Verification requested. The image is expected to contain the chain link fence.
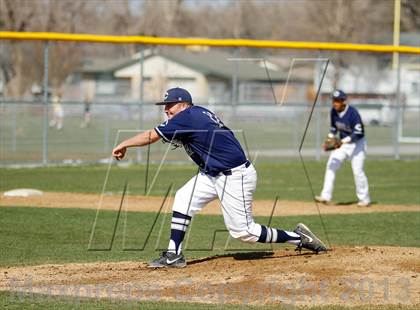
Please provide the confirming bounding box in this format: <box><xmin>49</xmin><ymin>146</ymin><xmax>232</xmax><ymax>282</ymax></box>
<box><xmin>0</xmin><ymin>99</ymin><xmax>418</xmax><ymax>166</ymax></box>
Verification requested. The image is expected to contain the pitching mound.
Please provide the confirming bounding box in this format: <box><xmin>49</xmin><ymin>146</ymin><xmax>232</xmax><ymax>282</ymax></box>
<box><xmin>1</xmin><ymin>246</ymin><xmax>419</xmax><ymax>307</ymax></box>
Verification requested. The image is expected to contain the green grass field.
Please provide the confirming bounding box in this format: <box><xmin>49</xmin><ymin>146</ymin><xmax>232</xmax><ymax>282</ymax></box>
<box><xmin>1</xmin><ymin>160</ymin><xmax>419</xmax><ymax>204</ymax></box>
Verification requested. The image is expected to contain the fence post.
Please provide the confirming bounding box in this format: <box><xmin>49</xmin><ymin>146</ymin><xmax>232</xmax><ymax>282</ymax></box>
<box><xmin>11</xmin><ymin>103</ymin><xmax>16</xmax><ymax>152</ymax></box>
<box><xmin>137</xmin><ymin>46</ymin><xmax>145</xmax><ymax>163</ymax></box>
<box><xmin>314</xmin><ymin>56</ymin><xmax>323</xmax><ymax>161</ymax></box>
<box><xmin>231</xmin><ymin>48</ymin><xmax>239</xmax><ymax>106</ymax></box>
<box><xmin>42</xmin><ymin>41</ymin><xmax>49</xmax><ymax>165</ymax></box>
<box><xmin>104</xmin><ymin>114</ymin><xmax>110</xmax><ymax>154</ymax></box>
<box><xmin>393</xmin><ymin>66</ymin><xmax>401</xmax><ymax>160</ymax></box>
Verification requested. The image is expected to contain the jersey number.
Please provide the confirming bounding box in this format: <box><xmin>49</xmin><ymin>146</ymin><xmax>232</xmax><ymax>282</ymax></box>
<box><xmin>203</xmin><ymin>111</ymin><xmax>224</xmax><ymax>128</ymax></box>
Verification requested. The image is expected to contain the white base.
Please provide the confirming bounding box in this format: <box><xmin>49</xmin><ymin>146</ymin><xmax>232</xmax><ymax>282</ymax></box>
<box><xmin>3</xmin><ymin>189</ymin><xmax>44</xmax><ymax>197</ymax></box>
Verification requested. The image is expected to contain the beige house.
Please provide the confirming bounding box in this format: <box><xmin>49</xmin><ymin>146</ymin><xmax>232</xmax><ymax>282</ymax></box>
<box><xmin>114</xmin><ymin>48</ymin><xmax>209</xmax><ymax>102</ymax></box>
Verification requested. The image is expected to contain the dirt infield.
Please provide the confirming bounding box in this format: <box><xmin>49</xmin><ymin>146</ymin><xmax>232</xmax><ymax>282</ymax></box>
<box><xmin>1</xmin><ymin>191</ymin><xmax>419</xmax><ymax>216</ymax></box>
<box><xmin>1</xmin><ymin>246</ymin><xmax>419</xmax><ymax>307</ymax></box>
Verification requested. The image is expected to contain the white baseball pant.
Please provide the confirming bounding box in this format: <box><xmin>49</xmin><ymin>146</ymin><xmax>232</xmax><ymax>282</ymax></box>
<box><xmin>172</xmin><ymin>162</ymin><xmax>263</xmax><ymax>243</ymax></box>
<box><xmin>320</xmin><ymin>137</ymin><xmax>370</xmax><ymax>203</ymax></box>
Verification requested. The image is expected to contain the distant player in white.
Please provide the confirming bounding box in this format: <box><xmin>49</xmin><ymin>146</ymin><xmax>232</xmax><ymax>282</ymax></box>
<box><xmin>316</xmin><ymin>90</ymin><xmax>371</xmax><ymax>207</ymax></box>
<box><xmin>113</xmin><ymin>87</ymin><xmax>327</xmax><ymax>268</ymax></box>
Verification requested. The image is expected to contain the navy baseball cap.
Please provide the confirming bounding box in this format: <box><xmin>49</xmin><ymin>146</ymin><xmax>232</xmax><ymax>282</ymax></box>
<box><xmin>332</xmin><ymin>89</ymin><xmax>347</xmax><ymax>101</ymax></box>
<box><xmin>155</xmin><ymin>87</ymin><xmax>193</xmax><ymax>105</ymax></box>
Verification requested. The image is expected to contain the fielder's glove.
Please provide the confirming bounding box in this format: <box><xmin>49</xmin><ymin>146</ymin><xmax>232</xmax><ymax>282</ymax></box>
<box><xmin>322</xmin><ymin>137</ymin><xmax>342</xmax><ymax>151</ymax></box>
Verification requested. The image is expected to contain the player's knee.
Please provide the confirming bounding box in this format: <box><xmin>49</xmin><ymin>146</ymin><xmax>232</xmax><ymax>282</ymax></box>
<box><xmin>353</xmin><ymin>170</ymin><xmax>363</xmax><ymax>179</ymax></box>
<box><xmin>172</xmin><ymin>189</ymin><xmax>192</xmax><ymax>215</ymax></box>
<box><xmin>354</xmin><ymin>171</ymin><xmax>367</xmax><ymax>183</ymax></box>
<box><xmin>328</xmin><ymin>158</ymin><xmax>342</xmax><ymax>171</ymax></box>
<box><xmin>174</xmin><ymin>189</ymin><xmax>185</xmax><ymax>203</ymax></box>
<box><xmin>175</xmin><ymin>184</ymin><xmax>197</xmax><ymax>204</ymax></box>
<box><xmin>352</xmin><ymin>165</ymin><xmax>364</xmax><ymax>175</ymax></box>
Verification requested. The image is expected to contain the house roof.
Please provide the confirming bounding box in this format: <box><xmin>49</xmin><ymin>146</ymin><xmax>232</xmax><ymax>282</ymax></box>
<box><xmin>78</xmin><ymin>47</ymin><xmax>310</xmax><ymax>83</ymax></box>
<box><xmin>157</xmin><ymin>47</ymin><xmax>300</xmax><ymax>82</ymax></box>
<box><xmin>78</xmin><ymin>58</ymin><xmax>132</xmax><ymax>74</ymax></box>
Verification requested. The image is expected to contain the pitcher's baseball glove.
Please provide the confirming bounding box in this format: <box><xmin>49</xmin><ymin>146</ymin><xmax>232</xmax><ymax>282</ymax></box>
<box><xmin>323</xmin><ymin>137</ymin><xmax>342</xmax><ymax>151</ymax></box>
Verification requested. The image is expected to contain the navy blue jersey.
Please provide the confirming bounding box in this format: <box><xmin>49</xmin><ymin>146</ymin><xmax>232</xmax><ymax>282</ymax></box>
<box><xmin>154</xmin><ymin>106</ymin><xmax>247</xmax><ymax>176</ymax></box>
<box><xmin>330</xmin><ymin>105</ymin><xmax>365</xmax><ymax>142</ymax></box>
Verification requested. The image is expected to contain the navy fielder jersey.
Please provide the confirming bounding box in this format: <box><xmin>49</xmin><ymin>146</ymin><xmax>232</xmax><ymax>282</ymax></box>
<box><xmin>330</xmin><ymin>105</ymin><xmax>365</xmax><ymax>142</ymax></box>
<box><xmin>154</xmin><ymin>106</ymin><xmax>247</xmax><ymax>176</ymax></box>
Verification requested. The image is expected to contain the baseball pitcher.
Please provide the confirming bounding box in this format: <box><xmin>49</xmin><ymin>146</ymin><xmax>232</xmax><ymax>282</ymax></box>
<box><xmin>315</xmin><ymin>90</ymin><xmax>371</xmax><ymax>207</ymax></box>
<box><xmin>113</xmin><ymin>87</ymin><xmax>327</xmax><ymax>268</ymax></box>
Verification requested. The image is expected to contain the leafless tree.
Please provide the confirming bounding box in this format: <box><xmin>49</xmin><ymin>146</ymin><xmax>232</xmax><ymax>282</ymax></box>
<box><xmin>401</xmin><ymin>0</ymin><xmax>420</xmax><ymax>31</ymax></box>
<box><xmin>2</xmin><ymin>0</ymin><xmax>136</xmax><ymax>96</ymax></box>
<box><xmin>0</xmin><ymin>0</ymin><xmax>89</xmax><ymax>97</ymax></box>
<box><xmin>0</xmin><ymin>0</ymin><xmax>36</xmax><ymax>97</ymax></box>
<box><xmin>300</xmin><ymin>0</ymin><xmax>394</xmax><ymax>87</ymax></box>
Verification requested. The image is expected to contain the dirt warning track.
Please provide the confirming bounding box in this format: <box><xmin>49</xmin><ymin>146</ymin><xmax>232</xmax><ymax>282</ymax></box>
<box><xmin>1</xmin><ymin>191</ymin><xmax>418</xmax><ymax>216</ymax></box>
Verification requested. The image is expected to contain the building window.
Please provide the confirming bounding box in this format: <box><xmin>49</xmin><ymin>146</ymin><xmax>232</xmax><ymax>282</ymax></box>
<box><xmin>96</xmin><ymin>80</ymin><xmax>116</xmax><ymax>95</ymax></box>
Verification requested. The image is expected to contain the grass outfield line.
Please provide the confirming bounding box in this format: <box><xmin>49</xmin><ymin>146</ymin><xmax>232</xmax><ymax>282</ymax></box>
<box><xmin>0</xmin><ymin>206</ymin><xmax>418</xmax><ymax>267</ymax></box>
<box><xmin>2</xmin><ymin>292</ymin><xmax>420</xmax><ymax>310</ymax></box>
<box><xmin>1</xmin><ymin>160</ymin><xmax>419</xmax><ymax>204</ymax></box>
<box><xmin>1</xmin><ymin>292</ymin><xmax>419</xmax><ymax>310</ymax></box>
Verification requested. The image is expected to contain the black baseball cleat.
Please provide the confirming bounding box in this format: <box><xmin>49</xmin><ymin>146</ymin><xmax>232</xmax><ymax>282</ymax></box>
<box><xmin>294</xmin><ymin>223</ymin><xmax>327</xmax><ymax>254</ymax></box>
<box><xmin>147</xmin><ymin>251</ymin><xmax>187</xmax><ymax>268</ymax></box>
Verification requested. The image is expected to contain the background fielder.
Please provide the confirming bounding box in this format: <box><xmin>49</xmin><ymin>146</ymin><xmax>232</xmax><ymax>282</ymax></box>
<box><xmin>315</xmin><ymin>89</ymin><xmax>371</xmax><ymax>207</ymax></box>
<box><xmin>113</xmin><ymin>87</ymin><xmax>327</xmax><ymax>268</ymax></box>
